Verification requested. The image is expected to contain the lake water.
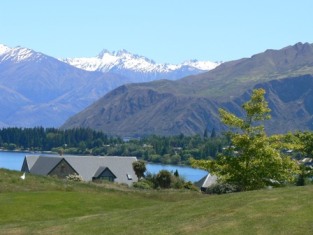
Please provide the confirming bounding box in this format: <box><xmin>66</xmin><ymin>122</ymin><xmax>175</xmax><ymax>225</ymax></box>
<box><xmin>145</xmin><ymin>163</ymin><xmax>207</xmax><ymax>182</ymax></box>
<box><xmin>0</xmin><ymin>151</ymin><xmax>208</xmax><ymax>182</ymax></box>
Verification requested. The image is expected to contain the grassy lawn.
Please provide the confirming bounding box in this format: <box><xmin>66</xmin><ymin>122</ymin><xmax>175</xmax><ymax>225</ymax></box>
<box><xmin>1</xmin><ymin>169</ymin><xmax>313</xmax><ymax>235</ymax></box>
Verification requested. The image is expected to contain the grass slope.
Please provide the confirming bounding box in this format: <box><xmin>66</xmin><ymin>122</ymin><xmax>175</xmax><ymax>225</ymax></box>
<box><xmin>1</xmin><ymin>169</ymin><xmax>313</xmax><ymax>235</ymax></box>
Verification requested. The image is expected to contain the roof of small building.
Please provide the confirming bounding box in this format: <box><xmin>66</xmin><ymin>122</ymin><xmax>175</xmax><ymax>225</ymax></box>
<box><xmin>31</xmin><ymin>156</ymin><xmax>63</xmax><ymax>175</ymax></box>
<box><xmin>195</xmin><ymin>173</ymin><xmax>217</xmax><ymax>189</ymax></box>
<box><xmin>21</xmin><ymin>155</ymin><xmax>40</xmax><ymax>172</ymax></box>
<box><xmin>22</xmin><ymin>155</ymin><xmax>138</xmax><ymax>185</ymax></box>
<box><xmin>93</xmin><ymin>166</ymin><xmax>116</xmax><ymax>178</ymax></box>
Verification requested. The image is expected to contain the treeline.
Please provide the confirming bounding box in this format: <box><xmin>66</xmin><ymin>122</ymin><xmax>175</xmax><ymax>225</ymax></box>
<box><xmin>0</xmin><ymin>127</ymin><xmax>228</xmax><ymax>165</ymax></box>
<box><xmin>0</xmin><ymin>127</ymin><xmax>122</xmax><ymax>151</ymax></box>
<box><xmin>132</xmin><ymin>134</ymin><xmax>227</xmax><ymax>164</ymax></box>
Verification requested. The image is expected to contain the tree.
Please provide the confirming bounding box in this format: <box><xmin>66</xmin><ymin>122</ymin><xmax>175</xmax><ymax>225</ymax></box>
<box><xmin>210</xmin><ymin>128</ymin><xmax>216</xmax><ymax>138</ymax></box>
<box><xmin>203</xmin><ymin>127</ymin><xmax>208</xmax><ymax>138</ymax></box>
<box><xmin>192</xmin><ymin>88</ymin><xmax>299</xmax><ymax>191</ymax></box>
<box><xmin>132</xmin><ymin>160</ymin><xmax>146</xmax><ymax>180</ymax></box>
<box><xmin>294</xmin><ymin>131</ymin><xmax>313</xmax><ymax>158</ymax></box>
<box><xmin>290</xmin><ymin>131</ymin><xmax>313</xmax><ymax>185</ymax></box>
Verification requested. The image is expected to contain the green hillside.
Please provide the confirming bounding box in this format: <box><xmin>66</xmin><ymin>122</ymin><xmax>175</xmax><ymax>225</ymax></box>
<box><xmin>1</xmin><ymin>169</ymin><xmax>312</xmax><ymax>235</ymax></box>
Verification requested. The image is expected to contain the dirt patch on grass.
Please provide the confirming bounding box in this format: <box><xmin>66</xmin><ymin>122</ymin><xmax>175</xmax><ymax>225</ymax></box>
<box><xmin>0</xmin><ymin>228</ymin><xmax>25</xmax><ymax>235</ymax></box>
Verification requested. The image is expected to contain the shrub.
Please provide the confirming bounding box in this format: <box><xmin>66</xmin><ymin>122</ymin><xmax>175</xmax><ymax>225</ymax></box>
<box><xmin>66</xmin><ymin>173</ymin><xmax>83</xmax><ymax>182</ymax></box>
<box><xmin>171</xmin><ymin>176</ymin><xmax>185</xmax><ymax>189</ymax></box>
<box><xmin>183</xmin><ymin>181</ymin><xmax>199</xmax><ymax>191</ymax></box>
<box><xmin>155</xmin><ymin>170</ymin><xmax>172</xmax><ymax>188</ymax></box>
<box><xmin>144</xmin><ymin>172</ymin><xmax>158</xmax><ymax>189</ymax></box>
<box><xmin>296</xmin><ymin>174</ymin><xmax>305</xmax><ymax>186</ymax></box>
<box><xmin>133</xmin><ymin>181</ymin><xmax>153</xmax><ymax>190</ymax></box>
<box><xmin>143</xmin><ymin>171</ymin><xmax>199</xmax><ymax>191</ymax></box>
<box><xmin>205</xmin><ymin>183</ymin><xmax>239</xmax><ymax>194</ymax></box>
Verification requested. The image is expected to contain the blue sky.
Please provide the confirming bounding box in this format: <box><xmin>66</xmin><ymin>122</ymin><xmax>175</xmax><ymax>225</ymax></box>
<box><xmin>1</xmin><ymin>0</ymin><xmax>313</xmax><ymax>63</ymax></box>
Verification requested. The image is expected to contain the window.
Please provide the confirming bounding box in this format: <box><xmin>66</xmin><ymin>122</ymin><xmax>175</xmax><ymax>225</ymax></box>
<box><xmin>100</xmin><ymin>176</ymin><xmax>114</xmax><ymax>182</ymax></box>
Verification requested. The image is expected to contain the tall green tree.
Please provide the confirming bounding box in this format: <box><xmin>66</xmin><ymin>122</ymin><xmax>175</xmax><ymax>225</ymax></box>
<box><xmin>192</xmin><ymin>88</ymin><xmax>299</xmax><ymax>191</ymax></box>
<box><xmin>294</xmin><ymin>131</ymin><xmax>313</xmax><ymax>158</ymax></box>
<box><xmin>291</xmin><ymin>131</ymin><xmax>313</xmax><ymax>185</ymax></box>
<box><xmin>210</xmin><ymin>128</ymin><xmax>216</xmax><ymax>138</ymax></box>
<box><xmin>132</xmin><ymin>160</ymin><xmax>147</xmax><ymax>180</ymax></box>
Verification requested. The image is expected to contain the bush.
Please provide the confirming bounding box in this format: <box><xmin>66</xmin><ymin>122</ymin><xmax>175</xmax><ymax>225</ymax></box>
<box><xmin>296</xmin><ymin>174</ymin><xmax>305</xmax><ymax>186</ymax></box>
<box><xmin>205</xmin><ymin>183</ymin><xmax>239</xmax><ymax>194</ymax></box>
<box><xmin>133</xmin><ymin>181</ymin><xmax>153</xmax><ymax>190</ymax></box>
<box><xmin>144</xmin><ymin>172</ymin><xmax>158</xmax><ymax>189</ymax></box>
<box><xmin>143</xmin><ymin>171</ymin><xmax>199</xmax><ymax>191</ymax></box>
<box><xmin>66</xmin><ymin>173</ymin><xmax>83</xmax><ymax>182</ymax></box>
<box><xmin>155</xmin><ymin>170</ymin><xmax>172</xmax><ymax>188</ymax></box>
<box><xmin>183</xmin><ymin>181</ymin><xmax>199</xmax><ymax>191</ymax></box>
<box><xmin>171</xmin><ymin>176</ymin><xmax>185</xmax><ymax>189</ymax></box>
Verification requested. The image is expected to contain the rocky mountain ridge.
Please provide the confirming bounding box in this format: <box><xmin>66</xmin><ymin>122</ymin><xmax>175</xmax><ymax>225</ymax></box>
<box><xmin>61</xmin><ymin>49</ymin><xmax>220</xmax><ymax>82</ymax></box>
<box><xmin>0</xmin><ymin>44</ymin><xmax>128</xmax><ymax>127</ymax></box>
<box><xmin>0</xmin><ymin>44</ymin><xmax>216</xmax><ymax>127</ymax></box>
<box><xmin>61</xmin><ymin>42</ymin><xmax>313</xmax><ymax>136</ymax></box>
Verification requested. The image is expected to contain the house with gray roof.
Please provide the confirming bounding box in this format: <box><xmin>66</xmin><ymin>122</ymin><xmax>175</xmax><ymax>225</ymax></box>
<box><xmin>195</xmin><ymin>173</ymin><xmax>217</xmax><ymax>192</ymax></box>
<box><xmin>21</xmin><ymin>155</ymin><xmax>138</xmax><ymax>185</ymax></box>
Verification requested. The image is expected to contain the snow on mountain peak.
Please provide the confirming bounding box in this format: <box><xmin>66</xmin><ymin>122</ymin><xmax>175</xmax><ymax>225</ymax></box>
<box><xmin>0</xmin><ymin>45</ymin><xmax>44</xmax><ymax>63</ymax></box>
<box><xmin>0</xmin><ymin>44</ymin><xmax>11</xmax><ymax>55</ymax></box>
<box><xmin>98</xmin><ymin>49</ymin><xmax>130</xmax><ymax>58</ymax></box>
<box><xmin>98</xmin><ymin>49</ymin><xmax>154</xmax><ymax>63</ymax></box>
<box><xmin>182</xmin><ymin>59</ymin><xmax>220</xmax><ymax>71</ymax></box>
<box><xmin>11</xmin><ymin>47</ymin><xmax>37</xmax><ymax>62</ymax></box>
<box><xmin>98</xmin><ymin>49</ymin><xmax>110</xmax><ymax>58</ymax></box>
<box><xmin>62</xmin><ymin>49</ymin><xmax>220</xmax><ymax>74</ymax></box>
<box><xmin>115</xmin><ymin>49</ymin><xmax>130</xmax><ymax>57</ymax></box>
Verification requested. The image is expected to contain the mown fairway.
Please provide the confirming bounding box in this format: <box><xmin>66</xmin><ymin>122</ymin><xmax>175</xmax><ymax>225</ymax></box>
<box><xmin>0</xmin><ymin>169</ymin><xmax>313</xmax><ymax>235</ymax></box>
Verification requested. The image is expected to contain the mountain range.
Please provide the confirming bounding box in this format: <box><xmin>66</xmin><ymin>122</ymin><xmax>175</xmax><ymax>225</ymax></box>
<box><xmin>61</xmin><ymin>49</ymin><xmax>220</xmax><ymax>82</ymax></box>
<box><xmin>0</xmin><ymin>44</ymin><xmax>217</xmax><ymax>127</ymax></box>
<box><xmin>61</xmin><ymin>42</ymin><xmax>313</xmax><ymax>136</ymax></box>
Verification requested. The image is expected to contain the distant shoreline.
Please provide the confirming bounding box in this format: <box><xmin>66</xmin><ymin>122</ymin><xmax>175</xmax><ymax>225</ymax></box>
<box><xmin>0</xmin><ymin>149</ymin><xmax>56</xmax><ymax>155</ymax></box>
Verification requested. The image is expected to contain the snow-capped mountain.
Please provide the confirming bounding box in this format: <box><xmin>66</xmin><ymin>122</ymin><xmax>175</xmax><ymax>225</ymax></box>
<box><xmin>0</xmin><ymin>44</ymin><xmax>11</xmax><ymax>55</ymax></box>
<box><xmin>61</xmin><ymin>50</ymin><xmax>220</xmax><ymax>82</ymax></box>
<box><xmin>0</xmin><ymin>44</ymin><xmax>44</xmax><ymax>63</ymax></box>
<box><xmin>0</xmin><ymin>43</ymin><xmax>220</xmax><ymax>128</ymax></box>
<box><xmin>0</xmin><ymin>44</ymin><xmax>128</xmax><ymax>127</ymax></box>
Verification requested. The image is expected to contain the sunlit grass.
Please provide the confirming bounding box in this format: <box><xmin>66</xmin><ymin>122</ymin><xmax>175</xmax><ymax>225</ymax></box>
<box><xmin>1</xmin><ymin>169</ymin><xmax>313</xmax><ymax>235</ymax></box>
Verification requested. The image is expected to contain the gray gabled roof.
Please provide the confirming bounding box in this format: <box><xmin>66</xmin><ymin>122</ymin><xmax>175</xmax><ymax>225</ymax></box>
<box><xmin>22</xmin><ymin>155</ymin><xmax>138</xmax><ymax>185</ymax></box>
<box><xmin>195</xmin><ymin>173</ymin><xmax>217</xmax><ymax>189</ymax></box>
<box><xmin>93</xmin><ymin>166</ymin><xmax>116</xmax><ymax>178</ymax></box>
<box><xmin>64</xmin><ymin>156</ymin><xmax>138</xmax><ymax>184</ymax></box>
<box><xmin>21</xmin><ymin>155</ymin><xmax>40</xmax><ymax>172</ymax></box>
<box><xmin>30</xmin><ymin>156</ymin><xmax>62</xmax><ymax>175</ymax></box>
